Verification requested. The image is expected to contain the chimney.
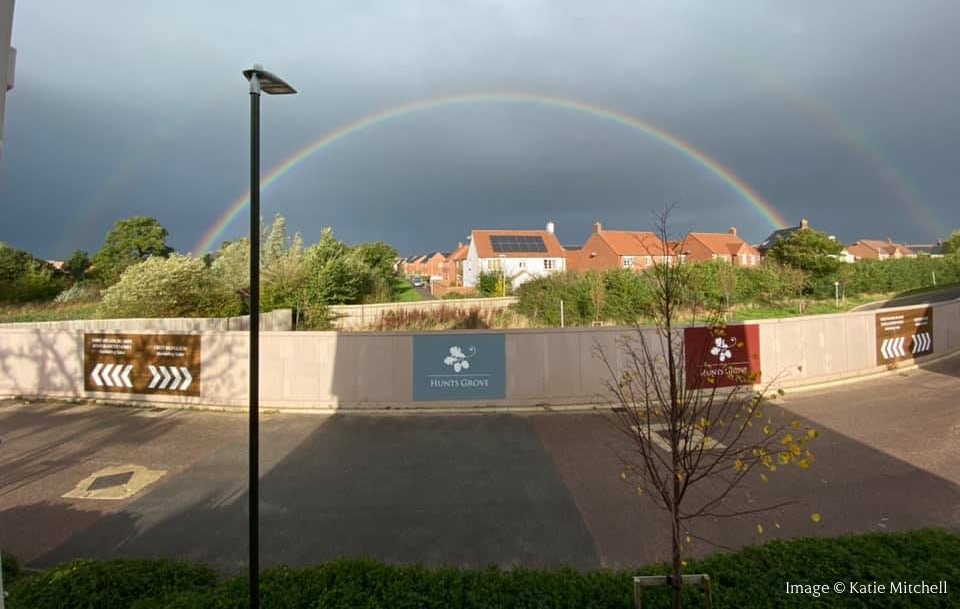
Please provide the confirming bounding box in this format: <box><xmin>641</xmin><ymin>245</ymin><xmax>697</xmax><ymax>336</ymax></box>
<box><xmin>593</xmin><ymin>220</ymin><xmax>603</xmax><ymax>234</ymax></box>
<box><xmin>800</xmin><ymin>218</ymin><xmax>809</xmax><ymax>230</ymax></box>
<box><xmin>887</xmin><ymin>236</ymin><xmax>893</xmax><ymax>244</ymax></box>
<box><xmin>546</xmin><ymin>220</ymin><xmax>555</xmax><ymax>234</ymax></box>
<box><xmin>458</xmin><ymin>242</ymin><xmax>463</xmax><ymax>248</ymax></box>
<box><xmin>728</xmin><ymin>227</ymin><xmax>737</xmax><ymax>237</ymax></box>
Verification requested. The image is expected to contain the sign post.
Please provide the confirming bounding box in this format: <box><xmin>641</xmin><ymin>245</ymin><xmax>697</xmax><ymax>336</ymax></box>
<box><xmin>683</xmin><ymin>324</ymin><xmax>761</xmax><ymax>389</ymax></box>
<box><xmin>875</xmin><ymin>307</ymin><xmax>934</xmax><ymax>365</ymax></box>
<box><xmin>413</xmin><ymin>334</ymin><xmax>506</xmax><ymax>401</ymax></box>
<box><xmin>83</xmin><ymin>333</ymin><xmax>201</xmax><ymax>396</ymax></box>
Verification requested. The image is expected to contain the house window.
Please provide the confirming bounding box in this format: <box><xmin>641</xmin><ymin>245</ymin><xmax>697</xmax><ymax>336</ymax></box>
<box><xmin>518</xmin><ymin>260</ymin><xmax>526</xmax><ymax>268</ymax></box>
<box><xmin>488</xmin><ymin>259</ymin><xmax>502</xmax><ymax>271</ymax></box>
<box><xmin>644</xmin><ymin>256</ymin><xmax>653</xmax><ymax>266</ymax></box>
<box><xmin>544</xmin><ymin>259</ymin><xmax>555</xmax><ymax>270</ymax></box>
<box><xmin>622</xmin><ymin>256</ymin><xmax>634</xmax><ymax>267</ymax></box>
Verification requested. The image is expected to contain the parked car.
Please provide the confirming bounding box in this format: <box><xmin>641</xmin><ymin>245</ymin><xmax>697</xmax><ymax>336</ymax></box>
<box><xmin>411</xmin><ymin>276</ymin><xmax>424</xmax><ymax>287</ymax></box>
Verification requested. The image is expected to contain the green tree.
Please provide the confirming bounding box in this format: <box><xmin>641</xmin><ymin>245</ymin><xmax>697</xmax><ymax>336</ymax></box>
<box><xmin>353</xmin><ymin>241</ymin><xmax>401</xmax><ymax>301</ymax></box>
<box><xmin>98</xmin><ymin>254</ymin><xmax>240</xmax><ymax>318</ymax></box>
<box><xmin>766</xmin><ymin>229</ymin><xmax>843</xmax><ymax>280</ymax></box>
<box><xmin>942</xmin><ymin>230</ymin><xmax>960</xmax><ymax>255</ymax></box>
<box><xmin>62</xmin><ymin>249</ymin><xmax>90</xmax><ymax>283</ymax></box>
<box><xmin>92</xmin><ymin>216</ymin><xmax>173</xmax><ymax>285</ymax></box>
<box><xmin>0</xmin><ymin>243</ymin><xmax>63</xmax><ymax>302</ymax></box>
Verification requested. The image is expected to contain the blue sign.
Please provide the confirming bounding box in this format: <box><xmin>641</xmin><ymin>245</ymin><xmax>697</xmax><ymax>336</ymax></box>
<box><xmin>413</xmin><ymin>333</ymin><xmax>506</xmax><ymax>401</ymax></box>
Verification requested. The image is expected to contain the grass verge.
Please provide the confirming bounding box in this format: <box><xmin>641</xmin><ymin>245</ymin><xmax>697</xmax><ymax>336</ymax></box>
<box><xmin>394</xmin><ymin>277</ymin><xmax>424</xmax><ymax>302</ymax></box>
<box><xmin>7</xmin><ymin>529</ymin><xmax>959</xmax><ymax>608</ymax></box>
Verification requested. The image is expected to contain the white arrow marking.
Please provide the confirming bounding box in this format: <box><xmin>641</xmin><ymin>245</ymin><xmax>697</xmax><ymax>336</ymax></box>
<box><xmin>121</xmin><ymin>364</ymin><xmax>134</xmax><ymax>388</ymax></box>
<box><xmin>179</xmin><ymin>367</ymin><xmax>192</xmax><ymax>390</ymax></box>
<box><xmin>896</xmin><ymin>336</ymin><xmax>906</xmax><ymax>357</ymax></box>
<box><xmin>148</xmin><ymin>365</ymin><xmax>161</xmax><ymax>389</ymax></box>
<box><xmin>169</xmin><ymin>366</ymin><xmax>182</xmax><ymax>391</ymax></box>
<box><xmin>91</xmin><ymin>363</ymin><xmax>105</xmax><ymax>387</ymax></box>
<box><xmin>111</xmin><ymin>364</ymin><xmax>124</xmax><ymax>387</ymax></box>
<box><xmin>102</xmin><ymin>363</ymin><xmax>115</xmax><ymax>387</ymax></box>
<box><xmin>159</xmin><ymin>366</ymin><xmax>172</xmax><ymax>390</ymax></box>
<box><xmin>881</xmin><ymin>338</ymin><xmax>892</xmax><ymax>360</ymax></box>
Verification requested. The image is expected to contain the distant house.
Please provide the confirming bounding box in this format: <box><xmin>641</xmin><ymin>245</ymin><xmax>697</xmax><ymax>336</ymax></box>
<box><xmin>569</xmin><ymin>221</ymin><xmax>672</xmax><ymax>272</ymax></box>
<box><xmin>847</xmin><ymin>239</ymin><xmax>916</xmax><ymax>261</ymax></box>
<box><xmin>756</xmin><ymin>218</ymin><xmax>810</xmax><ymax>256</ymax></box>
<box><xmin>463</xmin><ymin>222</ymin><xmax>567</xmax><ymax>289</ymax></box>
<box><xmin>420</xmin><ymin>251</ymin><xmax>449</xmax><ymax>281</ymax></box>
<box><xmin>401</xmin><ymin>254</ymin><xmax>427</xmax><ymax>277</ymax></box>
<box><xmin>905</xmin><ymin>241</ymin><xmax>945</xmax><ymax>257</ymax></box>
<box><xmin>445</xmin><ymin>242</ymin><xmax>469</xmax><ymax>286</ymax></box>
<box><xmin>678</xmin><ymin>227</ymin><xmax>760</xmax><ymax>266</ymax></box>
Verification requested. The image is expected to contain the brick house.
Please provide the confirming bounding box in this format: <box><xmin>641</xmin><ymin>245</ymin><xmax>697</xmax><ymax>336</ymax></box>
<box><xmin>462</xmin><ymin>222</ymin><xmax>567</xmax><ymax>289</ymax></box>
<box><xmin>847</xmin><ymin>239</ymin><xmax>917</xmax><ymax>261</ymax></box>
<box><xmin>421</xmin><ymin>251</ymin><xmax>449</xmax><ymax>281</ymax></box>
<box><xmin>569</xmin><ymin>221</ymin><xmax>672</xmax><ymax>271</ymax></box>
<box><xmin>445</xmin><ymin>242</ymin><xmax>469</xmax><ymax>286</ymax></box>
<box><xmin>678</xmin><ymin>227</ymin><xmax>761</xmax><ymax>266</ymax></box>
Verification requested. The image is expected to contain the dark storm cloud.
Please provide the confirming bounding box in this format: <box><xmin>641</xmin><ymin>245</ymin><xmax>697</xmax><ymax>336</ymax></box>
<box><xmin>1</xmin><ymin>0</ymin><xmax>958</xmax><ymax>259</ymax></box>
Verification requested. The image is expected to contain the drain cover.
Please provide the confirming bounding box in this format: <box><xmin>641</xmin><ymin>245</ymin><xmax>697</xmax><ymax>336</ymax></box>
<box><xmin>64</xmin><ymin>465</ymin><xmax>166</xmax><ymax>500</ymax></box>
<box><xmin>87</xmin><ymin>471</ymin><xmax>134</xmax><ymax>491</ymax></box>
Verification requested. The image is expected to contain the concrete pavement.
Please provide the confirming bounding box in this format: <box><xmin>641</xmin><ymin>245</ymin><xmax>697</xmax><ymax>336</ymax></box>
<box><xmin>1</xmin><ymin>356</ymin><xmax>958</xmax><ymax>571</ymax></box>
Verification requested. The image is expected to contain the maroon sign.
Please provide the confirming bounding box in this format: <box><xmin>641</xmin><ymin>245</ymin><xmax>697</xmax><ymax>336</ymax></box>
<box><xmin>684</xmin><ymin>324</ymin><xmax>761</xmax><ymax>389</ymax></box>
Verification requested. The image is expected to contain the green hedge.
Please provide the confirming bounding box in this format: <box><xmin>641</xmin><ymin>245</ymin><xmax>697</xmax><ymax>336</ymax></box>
<box><xmin>8</xmin><ymin>559</ymin><xmax>218</xmax><ymax>609</ymax></box>
<box><xmin>2</xmin><ymin>549</ymin><xmax>20</xmax><ymax>585</ymax></box>
<box><xmin>8</xmin><ymin>530</ymin><xmax>960</xmax><ymax>608</ymax></box>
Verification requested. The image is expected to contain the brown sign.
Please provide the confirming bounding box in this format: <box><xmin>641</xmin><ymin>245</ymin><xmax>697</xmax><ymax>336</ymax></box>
<box><xmin>684</xmin><ymin>324</ymin><xmax>761</xmax><ymax>389</ymax></box>
<box><xmin>83</xmin><ymin>333</ymin><xmax>201</xmax><ymax>396</ymax></box>
<box><xmin>875</xmin><ymin>307</ymin><xmax>933</xmax><ymax>365</ymax></box>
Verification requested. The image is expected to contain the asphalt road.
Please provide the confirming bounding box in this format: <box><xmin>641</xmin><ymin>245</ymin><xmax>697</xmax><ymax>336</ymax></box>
<box><xmin>2</xmin><ymin>355</ymin><xmax>959</xmax><ymax>572</ymax></box>
<box><xmin>854</xmin><ymin>284</ymin><xmax>960</xmax><ymax>311</ymax></box>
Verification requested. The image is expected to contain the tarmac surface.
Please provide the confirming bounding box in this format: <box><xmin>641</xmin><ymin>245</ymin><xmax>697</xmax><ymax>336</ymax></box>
<box><xmin>1</xmin><ymin>355</ymin><xmax>959</xmax><ymax>572</ymax></box>
<box><xmin>854</xmin><ymin>284</ymin><xmax>960</xmax><ymax>311</ymax></box>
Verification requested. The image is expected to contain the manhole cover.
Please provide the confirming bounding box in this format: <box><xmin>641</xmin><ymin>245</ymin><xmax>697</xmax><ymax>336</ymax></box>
<box><xmin>63</xmin><ymin>465</ymin><xmax>166</xmax><ymax>500</ymax></box>
<box><xmin>87</xmin><ymin>471</ymin><xmax>134</xmax><ymax>491</ymax></box>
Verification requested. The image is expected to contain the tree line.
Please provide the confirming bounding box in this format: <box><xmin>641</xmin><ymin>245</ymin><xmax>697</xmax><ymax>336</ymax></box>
<box><xmin>510</xmin><ymin>227</ymin><xmax>960</xmax><ymax>326</ymax></box>
<box><xmin>0</xmin><ymin>215</ymin><xmax>400</xmax><ymax>328</ymax></box>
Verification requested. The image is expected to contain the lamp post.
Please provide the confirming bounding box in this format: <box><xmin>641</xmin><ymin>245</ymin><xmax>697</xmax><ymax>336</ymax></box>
<box><xmin>834</xmin><ymin>281</ymin><xmax>840</xmax><ymax>308</ymax></box>
<box><xmin>242</xmin><ymin>64</ymin><xmax>296</xmax><ymax>609</ymax></box>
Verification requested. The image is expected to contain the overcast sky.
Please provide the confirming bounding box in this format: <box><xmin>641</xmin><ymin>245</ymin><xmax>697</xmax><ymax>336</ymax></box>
<box><xmin>1</xmin><ymin>0</ymin><xmax>958</xmax><ymax>259</ymax></box>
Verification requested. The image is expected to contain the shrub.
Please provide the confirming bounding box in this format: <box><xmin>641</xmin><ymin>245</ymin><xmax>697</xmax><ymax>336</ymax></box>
<box><xmin>53</xmin><ymin>282</ymin><xmax>101</xmax><ymax>303</ymax></box>
<box><xmin>8</xmin><ymin>559</ymin><xmax>218</xmax><ymax>609</ymax></box>
<box><xmin>8</xmin><ymin>530</ymin><xmax>960</xmax><ymax>609</ymax></box>
<box><xmin>2</xmin><ymin>550</ymin><xmax>19</xmax><ymax>585</ymax></box>
<box><xmin>98</xmin><ymin>254</ymin><xmax>242</xmax><ymax>318</ymax></box>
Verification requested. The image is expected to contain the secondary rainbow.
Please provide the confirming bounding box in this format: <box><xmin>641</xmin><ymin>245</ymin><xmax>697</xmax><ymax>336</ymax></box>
<box><xmin>194</xmin><ymin>92</ymin><xmax>787</xmax><ymax>254</ymax></box>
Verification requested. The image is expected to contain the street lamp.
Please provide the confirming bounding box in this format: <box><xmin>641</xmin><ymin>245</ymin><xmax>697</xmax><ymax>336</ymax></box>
<box><xmin>834</xmin><ymin>281</ymin><xmax>840</xmax><ymax>308</ymax></box>
<box><xmin>242</xmin><ymin>64</ymin><xmax>296</xmax><ymax>609</ymax></box>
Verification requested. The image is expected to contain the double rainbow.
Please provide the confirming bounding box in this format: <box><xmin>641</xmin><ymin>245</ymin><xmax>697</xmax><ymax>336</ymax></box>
<box><xmin>193</xmin><ymin>92</ymin><xmax>788</xmax><ymax>254</ymax></box>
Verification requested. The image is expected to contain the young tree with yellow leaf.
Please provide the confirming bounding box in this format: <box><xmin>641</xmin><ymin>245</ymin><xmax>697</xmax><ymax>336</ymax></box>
<box><xmin>596</xmin><ymin>207</ymin><xmax>819</xmax><ymax>609</ymax></box>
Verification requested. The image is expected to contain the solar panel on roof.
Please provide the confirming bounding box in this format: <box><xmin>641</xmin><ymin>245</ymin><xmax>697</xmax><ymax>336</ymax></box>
<box><xmin>490</xmin><ymin>235</ymin><xmax>547</xmax><ymax>253</ymax></box>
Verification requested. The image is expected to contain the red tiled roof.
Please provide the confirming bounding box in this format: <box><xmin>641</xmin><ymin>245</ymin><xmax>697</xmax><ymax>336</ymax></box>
<box><xmin>470</xmin><ymin>230</ymin><xmax>566</xmax><ymax>258</ymax></box>
<box><xmin>596</xmin><ymin>231</ymin><xmax>667</xmax><ymax>256</ymax></box>
<box><xmin>853</xmin><ymin>239</ymin><xmax>914</xmax><ymax>256</ymax></box>
<box><xmin>685</xmin><ymin>233</ymin><xmax>760</xmax><ymax>258</ymax></box>
<box><xmin>448</xmin><ymin>243</ymin><xmax>469</xmax><ymax>261</ymax></box>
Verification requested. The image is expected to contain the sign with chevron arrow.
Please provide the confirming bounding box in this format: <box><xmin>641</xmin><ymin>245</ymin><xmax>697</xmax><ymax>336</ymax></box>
<box><xmin>875</xmin><ymin>306</ymin><xmax>934</xmax><ymax>365</ymax></box>
<box><xmin>84</xmin><ymin>333</ymin><xmax>201</xmax><ymax>396</ymax></box>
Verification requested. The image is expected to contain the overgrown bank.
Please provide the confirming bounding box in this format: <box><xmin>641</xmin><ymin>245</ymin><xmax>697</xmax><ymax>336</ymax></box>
<box><xmin>5</xmin><ymin>529</ymin><xmax>959</xmax><ymax>608</ymax></box>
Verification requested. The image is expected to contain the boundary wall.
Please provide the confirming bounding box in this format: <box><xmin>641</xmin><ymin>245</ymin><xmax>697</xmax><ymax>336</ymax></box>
<box><xmin>0</xmin><ymin>301</ymin><xmax>957</xmax><ymax>411</ymax></box>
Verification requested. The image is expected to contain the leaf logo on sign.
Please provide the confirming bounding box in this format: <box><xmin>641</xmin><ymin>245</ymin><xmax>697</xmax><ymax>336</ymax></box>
<box><xmin>709</xmin><ymin>337</ymin><xmax>734</xmax><ymax>362</ymax></box>
<box><xmin>443</xmin><ymin>346</ymin><xmax>477</xmax><ymax>373</ymax></box>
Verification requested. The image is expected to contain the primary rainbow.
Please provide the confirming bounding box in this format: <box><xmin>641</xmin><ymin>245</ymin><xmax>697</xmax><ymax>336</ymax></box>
<box><xmin>193</xmin><ymin>92</ymin><xmax>787</xmax><ymax>254</ymax></box>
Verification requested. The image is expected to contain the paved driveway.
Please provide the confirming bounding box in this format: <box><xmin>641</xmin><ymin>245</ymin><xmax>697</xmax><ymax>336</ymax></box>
<box><xmin>2</xmin><ymin>356</ymin><xmax>959</xmax><ymax>571</ymax></box>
